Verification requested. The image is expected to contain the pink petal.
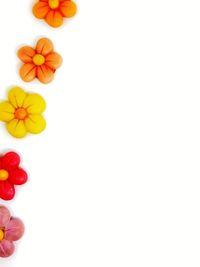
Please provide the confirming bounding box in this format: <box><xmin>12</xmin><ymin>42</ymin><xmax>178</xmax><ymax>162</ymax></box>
<box><xmin>0</xmin><ymin>240</ymin><xmax>15</xmax><ymax>258</ymax></box>
<box><xmin>5</xmin><ymin>217</ymin><xmax>25</xmax><ymax>241</ymax></box>
<box><xmin>0</xmin><ymin>206</ymin><xmax>11</xmax><ymax>228</ymax></box>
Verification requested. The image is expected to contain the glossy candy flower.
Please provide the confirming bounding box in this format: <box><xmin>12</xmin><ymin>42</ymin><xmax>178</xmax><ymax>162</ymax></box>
<box><xmin>33</xmin><ymin>0</ymin><xmax>77</xmax><ymax>28</ymax></box>
<box><xmin>0</xmin><ymin>87</ymin><xmax>46</xmax><ymax>138</ymax></box>
<box><xmin>18</xmin><ymin>38</ymin><xmax>62</xmax><ymax>84</ymax></box>
<box><xmin>0</xmin><ymin>206</ymin><xmax>24</xmax><ymax>257</ymax></box>
<box><xmin>0</xmin><ymin>152</ymin><xmax>28</xmax><ymax>201</ymax></box>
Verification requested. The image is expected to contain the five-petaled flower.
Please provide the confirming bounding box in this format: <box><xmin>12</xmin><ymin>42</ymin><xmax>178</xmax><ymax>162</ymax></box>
<box><xmin>33</xmin><ymin>0</ymin><xmax>77</xmax><ymax>28</ymax></box>
<box><xmin>18</xmin><ymin>38</ymin><xmax>62</xmax><ymax>84</ymax></box>
<box><xmin>0</xmin><ymin>152</ymin><xmax>28</xmax><ymax>201</ymax></box>
<box><xmin>0</xmin><ymin>206</ymin><xmax>24</xmax><ymax>257</ymax></box>
<box><xmin>0</xmin><ymin>87</ymin><xmax>46</xmax><ymax>138</ymax></box>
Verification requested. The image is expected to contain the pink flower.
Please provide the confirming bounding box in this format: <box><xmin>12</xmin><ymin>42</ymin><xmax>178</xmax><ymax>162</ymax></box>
<box><xmin>0</xmin><ymin>206</ymin><xmax>24</xmax><ymax>257</ymax></box>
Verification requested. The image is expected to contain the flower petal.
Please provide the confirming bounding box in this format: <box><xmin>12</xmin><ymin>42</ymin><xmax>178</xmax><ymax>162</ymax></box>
<box><xmin>6</xmin><ymin>119</ymin><xmax>27</xmax><ymax>139</ymax></box>
<box><xmin>33</xmin><ymin>1</ymin><xmax>50</xmax><ymax>19</ymax></box>
<box><xmin>25</xmin><ymin>114</ymin><xmax>46</xmax><ymax>134</ymax></box>
<box><xmin>45</xmin><ymin>10</ymin><xmax>63</xmax><ymax>28</ymax></box>
<box><xmin>8</xmin><ymin>87</ymin><xmax>27</xmax><ymax>108</ymax></box>
<box><xmin>19</xmin><ymin>63</ymin><xmax>37</xmax><ymax>82</ymax></box>
<box><xmin>36</xmin><ymin>38</ymin><xmax>54</xmax><ymax>56</ymax></box>
<box><xmin>60</xmin><ymin>0</ymin><xmax>77</xmax><ymax>18</ymax></box>
<box><xmin>2</xmin><ymin>152</ymin><xmax>20</xmax><ymax>170</ymax></box>
<box><xmin>0</xmin><ymin>206</ymin><xmax>11</xmax><ymax>228</ymax></box>
<box><xmin>45</xmin><ymin>52</ymin><xmax>63</xmax><ymax>70</ymax></box>
<box><xmin>37</xmin><ymin>65</ymin><xmax>54</xmax><ymax>84</ymax></box>
<box><xmin>5</xmin><ymin>217</ymin><xmax>25</xmax><ymax>241</ymax></box>
<box><xmin>23</xmin><ymin>94</ymin><xmax>46</xmax><ymax>114</ymax></box>
<box><xmin>0</xmin><ymin>101</ymin><xmax>15</xmax><ymax>122</ymax></box>
<box><xmin>0</xmin><ymin>181</ymin><xmax>15</xmax><ymax>201</ymax></box>
<box><xmin>17</xmin><ymin>46</ymin><xmax>35</xmax><ymax>63</ymax></box>
<box><xmin>0</xmin><ymin>240</ymin><xmax>15</xmax><ymax>258</ymax></box>
<box><xmin>9</xmin><ymin>168</ymin><xmax>28</xmax><ymax>185</ymax></box>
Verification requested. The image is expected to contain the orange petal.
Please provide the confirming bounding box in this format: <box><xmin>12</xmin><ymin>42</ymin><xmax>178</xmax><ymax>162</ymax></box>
<box><xmin>45</xmin><ymin>10</ymin><xmax>63</xmax><ymax>28</ymax></box>
<box><xmin>45</xmin><ymin>52</ymin><xmax>63</xmax><ymax>70</ymax></box>
<box><xmin>19</xmin><ymin>64</ymin><xmax>37</xmax><ymax>82</ymax></box>
<box><xmin>17</xmin><ymin>46</ymin><xmax>35</xmax><ymax>63</ymax></box>
<box><xmin>33</xmin><ymin>1</ymin><xmax>50</xmax><ymax>19</ymax></box>
<box><xmin>60</xmin><ymin>1</ymin><xmax>77</xmax><ymax>18</ymax></box>
<box><xmin>36</xmin><ymin>65</ymin><xmax>54</xmax><ymax>84</ymax></box>
<box><xmin>36</xmin><ymin>38</ymin><xmax>54</xmax><ymax>56</ymax></box>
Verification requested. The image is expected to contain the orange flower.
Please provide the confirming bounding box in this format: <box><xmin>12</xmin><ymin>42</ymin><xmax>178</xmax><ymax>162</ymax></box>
<box><xmin>18</xmin><ymin>38</ymin><xmax>62</xmax><ymax>84</ymax></box>
<box><xmin>33</xmin><ymin>0</ymin><xmax>77</xmax><ymax>28</ymax></box>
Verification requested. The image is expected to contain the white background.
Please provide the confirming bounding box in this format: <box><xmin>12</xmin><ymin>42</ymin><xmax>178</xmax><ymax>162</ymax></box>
<box><xmin>0</xmin><ymin>0</ymin><xmax>200</xmax><ymax>266</ymax></box>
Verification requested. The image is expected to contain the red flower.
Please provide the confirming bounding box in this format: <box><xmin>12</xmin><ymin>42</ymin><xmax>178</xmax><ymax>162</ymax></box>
<box><xmin>0</xmin><ymin>152</ymin><xmax>28</xmax><ymax>200</ymax></box>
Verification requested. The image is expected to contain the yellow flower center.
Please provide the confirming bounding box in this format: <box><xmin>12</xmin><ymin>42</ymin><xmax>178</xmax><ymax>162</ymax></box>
<box><xmin>33</xmin><ymin>54</ymin><xmax>45</xmax><ymax>66</ymax></box>
<box><xmin>0</xmin><ymin>229</ymin><xmax>4</xmax><ymax>241</ymax></box>
<box><xmin>0</xmin><ymin>169</ymin><xmax>9</xmax><ymax>181</ymax></box>
<box><xmin>49</xmin><ymin>0</ymin><xmax>60</xmax><ymax>9</ymax></box>
<box><xmin>15</xmin><ymin>108</ymin><xmax>28</xmax><ymax>120</ymax></box>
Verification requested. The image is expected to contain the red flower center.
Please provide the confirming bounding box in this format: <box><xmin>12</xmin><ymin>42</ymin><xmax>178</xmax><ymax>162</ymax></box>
<box><xmin>15</xmin><ymin>108</ymin><xmax>28</xmax><ymax>120</ymax></box>
<box><xmin>0</xmin><ymin>169</ymin><xmax>9</xmax><ymax>181</ymax></box>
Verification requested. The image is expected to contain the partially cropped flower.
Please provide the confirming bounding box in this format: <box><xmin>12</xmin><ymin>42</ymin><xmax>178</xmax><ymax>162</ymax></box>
<box><xmin>33</xmin><ymin>0</ymin><xmax>77</xmax><ymax>28</ymax></box>
<box><xmin>0</xmin><ymin>152</ymin><xmax>28</xmax><ymax>201</ymax></box>
<box><xmin>18</xmin><ymin>38</ymin><xmax>62</xmax><ymax>84</ymax></box>
<box><xmin>0</xmin><ymin>206</ymin><xmax>24</xmax><ymax>258</ymax></box>
<box><xmin>0</xmin><ymin>87</ymin><xmax>46</xmax><ymax>138</ymax></box>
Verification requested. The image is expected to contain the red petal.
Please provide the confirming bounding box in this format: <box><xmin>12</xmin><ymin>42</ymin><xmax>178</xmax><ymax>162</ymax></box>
<box><xmin>0</xmin><ymin>181</ymin><xmax>15</xmax><ymax>201</ymax></box>
<box><xmin>9</xmin><ymin>168</ymin><xmax>28</xmax><ymax>185</ymax></box>
<box><xmin>2</xmin><ymin>152</ymin><xmax>20</xmax><ymax>170</ymax></box>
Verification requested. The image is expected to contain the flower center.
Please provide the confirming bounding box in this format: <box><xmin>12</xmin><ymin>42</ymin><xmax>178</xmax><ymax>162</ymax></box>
<box><xmin>49</xmin><ymin>0</ymin><xmax>60</xmax><ymax>9</ymax></box>
<box><xmin>0</xmin><ymin>229</ymin><xmax>4</xmax><ymax>241</ymax></box>
<box><xmin>33</xmin><ymin>54</ymin><xmax>45</xmax><ymax>66</ymax></box>
<box><xmin>15</xmin><ymin>108</ymin><xmax>28</xmax><ymax>120</ymax></box>
<box><xmin>0</xmin><ymin>169</ymin><xmax>9</xmax><ymax>181</ymax></box>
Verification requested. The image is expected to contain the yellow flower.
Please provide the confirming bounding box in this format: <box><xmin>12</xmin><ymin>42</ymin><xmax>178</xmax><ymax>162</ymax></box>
<box><xmin>0</xmin><ymin>87</ymin><xmax>46</xmax><ymax>138</ymax></box>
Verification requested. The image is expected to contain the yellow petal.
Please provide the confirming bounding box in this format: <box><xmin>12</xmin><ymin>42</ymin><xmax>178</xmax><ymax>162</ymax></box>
<box><xmin>23</xmin><ymin>94</ymin><xmax>46</xmax><ymax>114</ymax></box>
<box><xmin>25</xmin><ymin>114</ymin><xmax>46</xmax><ymax>134</ymax></box>
<box><xmin>0</xmin><ymin>101</ymin><xmax>15</xmax><ymax>122</ymax></box>
<box><xmin>6</xmin><ymin>119</ymin><xmax>27</xmax><ymax>138</ymax></box>
<box><xmin>8</xmin><ymin>87</ymin><xmax>27</xmax><ymax>108</ymax></box>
